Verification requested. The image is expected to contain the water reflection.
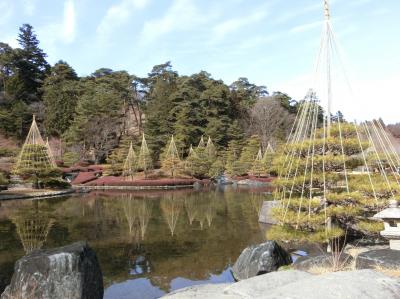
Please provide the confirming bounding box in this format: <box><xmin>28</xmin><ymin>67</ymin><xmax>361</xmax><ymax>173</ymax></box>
<box><xmin>121</xmin><ymin>195</ymin><xmax>153</xmax><ymax>242</ymax></box>
<box><xmin>250</xmin><ymin>192</ymin><xmax>264</xmax><ymax>218</ymax></box>
<box><xmin>10</xmin><ymin>201</ymin><xmax>54</xmax><ymax>254</ymax></box>
<box><xmin>160</xmin><ymin>195</ymin><xmax>183</xmax><ymax>236</ymax></box>
<box><xmin>0</xmin><ymin>186</ymin><xmax>273</xmax><ymax>298</ymax></box>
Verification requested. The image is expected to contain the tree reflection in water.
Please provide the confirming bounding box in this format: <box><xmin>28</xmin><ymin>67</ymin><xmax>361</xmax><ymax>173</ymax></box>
<box><xmin>160</xmin><ymin>195</ymin><xmax>183</xmax><ymax>236</ymax></box>
<box><xmin>10</xmin><ymin>200</ymin><xmax>54</xmax><ymax>254</ymax></box>
<box><xmin>0</xmin><ymin>187</ymin><xmax>272</xmax><ymax>297</ymax></box>
<box><xmin>250</xmin><ymin>192</ymin><xmax>264</xmax><ymax>218</ymax></box>
<box><xmin>184</xmin><ymin>195</ymin><xmax>197</xmax><ymax>225</ymax></box>
<box><xmin>121</xmin><ymin>195</ymin><xmax>153</xmax><ymax>276</ymax></box>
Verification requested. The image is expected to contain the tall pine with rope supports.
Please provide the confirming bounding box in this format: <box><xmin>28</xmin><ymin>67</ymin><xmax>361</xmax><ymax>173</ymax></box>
<box><xmin>269</xmin><ymin>99</ymin><xmax>400</xmax><ymax>243</ymax></box>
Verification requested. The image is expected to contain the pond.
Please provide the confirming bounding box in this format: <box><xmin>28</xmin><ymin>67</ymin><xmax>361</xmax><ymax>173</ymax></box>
<box><xmin>0</xmin><ymin>186</ymin><xmax>272</xmax><ymax>298</ymax></box>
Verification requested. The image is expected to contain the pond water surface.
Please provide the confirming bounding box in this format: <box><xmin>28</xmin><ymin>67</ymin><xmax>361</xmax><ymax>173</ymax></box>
<box><xmin>0</xmin><ymin>186</ymin><xmax>272</xmax><ymax>298</ymax></box>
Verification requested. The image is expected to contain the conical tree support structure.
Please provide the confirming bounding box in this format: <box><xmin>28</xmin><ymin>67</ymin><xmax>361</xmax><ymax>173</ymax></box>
<box><xmin>251</xmin><ymin>148</ymin><xmax>264</xmax><ymax>177</ymax></box>
<box><xmin>270</xmin><ymin>2</ymin><xmax>400</xmax><ymax>244</ymax></box>
<box><xmin>14</xmin><ymin>116</ymin><xmax>57</xmax><ymax>175</ymax></box>
<box><xmin>206</xmin><ymin>137</ymin><xmax>216</xmax><ymax>159</ymax></box>
<box><xmin>262</xmin><ymin>143</ymin><xmax>275</xmax><ymax>173</ymax></box>
<box><xmin>161</xmin><ymin>135</ymin><xmax>181</xmax><ymax>177</ymax></box>
<box><xmin>197</xmin><ymin>136</ymin><xmax>205</xmax><ymax>149</ymax></box>
<box><xmin>122</xmin><ymin>142</ymin><xmax>137</xmax><ymax>180</ymax></box>
<box><xmin>137</xmin><ymin>134</ymin><xmax>153</xmax><ymax>177</ymax></box>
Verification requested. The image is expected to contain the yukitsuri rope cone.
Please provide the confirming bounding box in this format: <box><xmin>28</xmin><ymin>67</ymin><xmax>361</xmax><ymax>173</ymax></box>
<box><xmin>137</xmin><ymin>134</ymin><xmax>153</xmax><ymax>177</ymax></box>
<box><xmin>161</xmin><ymin>135</ymin><xmax>181</xmax><ymax>177</ymax></box>
<box><xmin>268</xmin><ymin>1</ymin><xmax>400</xmax><ymax>244</ymax></box>
<box><xmin>206</xmin><ymin>136</ymin><xmax>216</xmax><ymax>159</ymax></box>
<box><xmin>122</xmin><ymin>142</ymin><xmax>137</xmax><ymax>180</ymax></box>
<box><xmin>14</xmin><ymin>115</ymin><xmax>57</xmax><ymax>176</ymax></box>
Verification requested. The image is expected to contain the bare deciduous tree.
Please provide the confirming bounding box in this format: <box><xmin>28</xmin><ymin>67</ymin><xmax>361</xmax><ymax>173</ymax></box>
<box><xmin>247</xmin><ymin>96</ymin><xmax>295</xmax><ymax>149</ymax></box>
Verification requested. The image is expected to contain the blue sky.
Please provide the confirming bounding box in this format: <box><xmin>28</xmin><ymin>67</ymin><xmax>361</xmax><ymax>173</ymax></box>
<box><xmin>1</xmin><ymin>0</ymin><xmax>399</xmax><ymax>123</ymax></box>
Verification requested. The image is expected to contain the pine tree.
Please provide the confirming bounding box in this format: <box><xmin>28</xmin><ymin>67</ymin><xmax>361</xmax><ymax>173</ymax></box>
<box><xmin>225</xmin><ymin>140</ymin><xmax>243</xmax><ymax>176</ymax></box>
<box><xmin>251</xmin><ymin>149</ymin><xmax>264</xmax><ymax>177</ymax></box>
<box><xmin>137</xmin><ymin>134</ymin><xmax>153</xmax><ymax>177</ymax></box>
<box><xmin>106</xmin><ymin>135</ymin><xmax>134</xmax><ymax>175</ymax></box>
<box><xmin>122</xmin><ymin>142</ymin><xmax>137</xmax><ymax>180</ymax></box>
<box><xmin>14</xmin><ymin>116</ymin><xmax>59</xmax><ymax>186</ymax></box>
<box><xmin>269</xmin><ymin>121</ymin><xmax>397</xmax><ymax>243</ymax></box>
<box><xmin>42</xmin><ymin>61</ymin><xmax>80</xmax><ymax>136</ymax></box>
<box><xmin>161</xmin><ymin>135</ymin><xmax>181</xmax><ymax>177</ymax></box>
<box><xmin>262</xmin><ymin>143</ymin><xmax>275</xmax><ymax>175</ymax></box>
<box><xmin>206</xmin><ymin>136</ymin><xmax>217</xmax><ymax>161</ymax></box>
<box><xmin>186</xmin><ymin>138</ymin><xmax>212</xmax><ymax>178</ymax></box>
<box><xmin>12</xmin><ymin>24</ymin><xmax>50</xmax><ymax>102</ymax></box>
<box><xmin>236</xmin><ymin>135</ymin><xmax>261</xmax><ymax>175</ymax></box>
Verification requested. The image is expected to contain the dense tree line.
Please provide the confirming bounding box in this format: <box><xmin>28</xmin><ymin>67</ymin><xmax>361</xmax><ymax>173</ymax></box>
<box><xmin>0</xmin><ymin>24</ymin><xmax>300</xmax><ymax>166</ymax></box>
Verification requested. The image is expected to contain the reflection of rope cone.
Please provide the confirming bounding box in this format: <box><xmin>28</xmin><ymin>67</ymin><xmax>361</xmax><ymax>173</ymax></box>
<box><xmin>250</xmin><ymin>193</ymin><xmax>263</xmax><ymax>217</ymax></box>
<box><xmin>122</xmin><ymin>195</ymin><xmax>152</xmax><ymax>242</ymax></box>
<box><xmin>11</xmin><ymin>215</ymin><xmax>54</xmax><ymax>254</ymax></box>
<box><xmin>185</xmin><ymin>196</ymin><xmax>197</xmax><ymax>225</ymax></box>
<box><xmin>196</xmin><ymin>195</ymin><xmax>216</xmax><ymax>229</ymax></box>
<box><xmin>161</xmin><ymin>196</ymin><xmax>182</xmax><ymax>236</ymax></box>
<box><xmin>137</xmin><ymin>200</ymin><xmax>152</xmax><ymax>240</ymax></box>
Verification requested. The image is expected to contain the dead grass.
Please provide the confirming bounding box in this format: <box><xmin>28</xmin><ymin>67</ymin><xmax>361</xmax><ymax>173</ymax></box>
<box><xmin>375</xmin><ymin>265</ymin><xmax>400</xmax><ymax>277</ymax></box>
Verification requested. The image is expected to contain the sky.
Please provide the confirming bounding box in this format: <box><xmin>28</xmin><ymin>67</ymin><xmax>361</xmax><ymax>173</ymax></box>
<box><xmin>0</xmin><ymin>0</ymin><xmax>399</xmax><ymax>123</ymax></box>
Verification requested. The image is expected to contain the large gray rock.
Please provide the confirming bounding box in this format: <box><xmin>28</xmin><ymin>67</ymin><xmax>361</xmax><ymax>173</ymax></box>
<box><xmin>163</xmin><ymin>270</ymin><xmax>400</xmax><ymax>299</ymax></box>
<box><xmin>293</xmin><ymin>253</ymin><xmax>353</xmax><ymax>271</ymax></box>
<box><xmin>356</xmin><ymin>249</ymin><xmax>400</xmax><ymax>269</ymax></box>
<box><xmin>231</xmin><ymin>241</ymin><xmax>292</xmax><ymax>280</ymax></box>
<box><xmin>1</xmin><ymin>241</ymin><xmax>103</xmax><ymax>299</ymax></box>
<box><xmin>258</xmin><ymin>201</ymin><xmax>279</xmax><ymax>224</ymax></box>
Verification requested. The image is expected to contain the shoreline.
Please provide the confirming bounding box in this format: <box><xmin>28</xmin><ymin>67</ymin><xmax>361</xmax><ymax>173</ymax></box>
<box><xmin>0</xmin><ymin>189</ymin><xmax>75</xmax><ymax>201</ymax></box>
<box><xmin>72</xmin><ymin>184</ymin><xmax>196</xmax><ymax>191</ymax></box>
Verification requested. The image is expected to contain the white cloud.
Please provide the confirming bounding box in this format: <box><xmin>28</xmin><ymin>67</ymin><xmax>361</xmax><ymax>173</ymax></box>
<box><xmin>36</xmin><ymin>0</ymin><xmax>77</xmax><ymax>60</ymax></box>
<box><xmin>140</xmin><ymin>0</ymin><xmax>209</xmax><ymax>45</ymax></box>
<box><xmin>63</xmin><ymin>0</ymin><xmax>76</xmax><ymax>43</ymax></box>
<box><xmin>97</xmin><ymin>0</ymin><xmax>149</xmax><ymax>39</ymax></box>
<box><xmin>212</xmin><ymin>11</ymin><xmax>267</xmax><ymax>41</ymax></box>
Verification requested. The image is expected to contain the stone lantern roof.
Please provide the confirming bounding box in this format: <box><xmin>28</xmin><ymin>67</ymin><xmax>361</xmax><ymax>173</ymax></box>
<box><xmin>374</xmin><ymin>200</ymin><xmax>400</xmax><ymax>220</ymax></box>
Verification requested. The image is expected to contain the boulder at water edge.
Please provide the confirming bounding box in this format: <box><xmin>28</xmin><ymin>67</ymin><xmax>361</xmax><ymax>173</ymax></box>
<box><xmin>231</xmin><ymin>241</ymin><xmax>292</xmax><ymax>280</ymax></box>
<box><xmin>1</xmin><ymin>241</ymin><xmax>103</xmax><ymax>299</ymax></box>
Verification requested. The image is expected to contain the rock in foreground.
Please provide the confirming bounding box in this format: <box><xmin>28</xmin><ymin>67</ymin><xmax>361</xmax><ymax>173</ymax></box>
<box><xmin>231</xmin><ymin>241</ymin><xmax>292</xmax><ymax>280</ymax></box>
<box><xmin>163</xmin><ymin>270</ymin><xmax>400</xmax><ymax>299</ymax></box>
<box><xmin>1</xmin><ymin>241</ymin><xmax>103</xmax><ymax>299</ymax></box>
<box><xmin>356</xmin><ymin>249</ymin><xmax>400</xmax><ymax>270</ymax></box>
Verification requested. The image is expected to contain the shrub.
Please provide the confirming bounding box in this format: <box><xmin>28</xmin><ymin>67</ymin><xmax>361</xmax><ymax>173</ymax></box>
<box><xmin>41</xmin><ymin>178</ymin><xmax>71</xmax><ymax>189</ymax></box>
<box><xmin>0</xmin><ymin>147</ymin><xmax>17</xmax><ymax>157</ymax></box>
<box><xmin>0</xmin><ymin>172</ymin><xmax>8</xmax><ymax>185</ymax></box>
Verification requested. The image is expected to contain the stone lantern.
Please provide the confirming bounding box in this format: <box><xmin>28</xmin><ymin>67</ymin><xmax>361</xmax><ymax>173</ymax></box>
<box><xmin>373</xmin><ymin>199</ymin><xmax>400</xmax><ymax>250</ymax></box>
